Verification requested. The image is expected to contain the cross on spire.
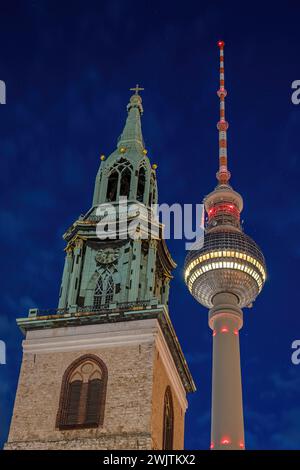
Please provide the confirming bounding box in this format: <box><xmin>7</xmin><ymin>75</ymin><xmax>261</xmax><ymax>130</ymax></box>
<box><xmin>130</xmin><ymin>84</ymin><xmax>144</xmax><ymax>95</ymax></box>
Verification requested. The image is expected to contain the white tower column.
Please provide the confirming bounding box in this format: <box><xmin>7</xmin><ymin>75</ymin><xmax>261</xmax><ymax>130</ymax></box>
<box><xmin>208</xmin><ymin>292</ymin><xmax>245</xmax><ymax>450</ymax></box>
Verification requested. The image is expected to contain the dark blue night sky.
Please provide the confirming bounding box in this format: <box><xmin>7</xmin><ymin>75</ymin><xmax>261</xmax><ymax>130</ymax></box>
<box><xmin>1</xmin><ymin>0</ymin><xmax>300</xmax><ymax>450</ymax></box>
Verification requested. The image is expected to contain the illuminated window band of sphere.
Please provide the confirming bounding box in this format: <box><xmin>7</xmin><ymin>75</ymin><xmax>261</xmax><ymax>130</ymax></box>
<box><xmin>185</xmin><ymin>251</ymin><xmax>266</xmax><ymax>295</ymax></box>
<box><xmin>184</xmin><ymin>250</ymin><xmax>266</xmax><ymax>283</ymax></box>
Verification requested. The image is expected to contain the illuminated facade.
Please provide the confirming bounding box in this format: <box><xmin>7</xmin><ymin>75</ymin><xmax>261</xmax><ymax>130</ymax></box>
<box><xmin>184</xmin><ymin>42</ymin><xmax>266</xmax><ymax>450</ymax></box>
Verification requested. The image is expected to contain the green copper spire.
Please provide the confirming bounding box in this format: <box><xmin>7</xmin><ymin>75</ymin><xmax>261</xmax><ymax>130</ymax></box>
<box><xmin>54</xmin><ymin>85</ymin><xmax>175</xmax><ymax>315</ymax></box>
<box><xmin>117</xmin><ymin>84</ymin><xmax>144</xmax><ymax>151</ymax></box>
<box><xmin>93</xmin><ymin>85</ymin><xmax>158</xmax><ymax>207</ymax></box>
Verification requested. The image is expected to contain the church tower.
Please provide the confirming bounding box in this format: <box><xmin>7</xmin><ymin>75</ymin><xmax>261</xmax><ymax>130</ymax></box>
<box><xmin>5</xmin><ymin>87</ymin><xmax>195</xmax><ymax>450</ymax></box>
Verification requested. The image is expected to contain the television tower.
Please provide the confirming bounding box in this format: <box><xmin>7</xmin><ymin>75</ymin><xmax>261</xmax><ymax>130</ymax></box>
<box><xmin>184</xmin><ymin>41</ymin><xmax>266</xmax><ymax>450</ymax></box>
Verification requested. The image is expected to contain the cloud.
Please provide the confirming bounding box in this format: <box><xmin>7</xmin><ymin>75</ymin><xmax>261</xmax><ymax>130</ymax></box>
<box><xmin>244</xmin><ymin>368</ymin><xmax>300</xmax><ymax>448</ymax></box>
<box><xmin>269</xmin><ymin>407</ymin><xmax>300</xmax><ymax>450</ymax></box>
<box><xmin>269</xmin><ymin>368</ymin><xmax>300</xmax><ymax>395</ymax></box>
<box><xmin>185</xmin><ymin>352</ymin><xmax>210</xmax><ymax>365</ymax></box>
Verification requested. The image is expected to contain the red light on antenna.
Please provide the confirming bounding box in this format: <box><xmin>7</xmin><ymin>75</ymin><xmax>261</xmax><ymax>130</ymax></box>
<box><xmin>221</xmin><ymin>326</ymin><xmax>229</xmax><ymax>333</ymax></box>
<box><xmin>218</xmin><ymin>40</ymin><xmax>225</xmax><ymax>48</ymax></box>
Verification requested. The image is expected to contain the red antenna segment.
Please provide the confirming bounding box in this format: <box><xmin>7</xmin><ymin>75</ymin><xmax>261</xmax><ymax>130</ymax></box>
<box><xmin>216</xmin><ymin>40</ymin><xmax>231</xmax><ymax>185</ymax></box>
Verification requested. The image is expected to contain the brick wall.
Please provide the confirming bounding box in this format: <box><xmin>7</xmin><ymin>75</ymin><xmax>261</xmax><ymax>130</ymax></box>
<box><xmin>5</xmin><ymin>319</ymin><xmax>188</xmax><ymax>450</ymax></box>
<box><xmin>6</xmin><ymin>343</ymin><xmax>154</xmax><ymax>449</ymax></box>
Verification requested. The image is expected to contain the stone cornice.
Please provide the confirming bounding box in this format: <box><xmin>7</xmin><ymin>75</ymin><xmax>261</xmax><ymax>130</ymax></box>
<box><xmin>17</xmin><ymin>305</ymin><xmax>195</xmax><ymax>394</ymax></box>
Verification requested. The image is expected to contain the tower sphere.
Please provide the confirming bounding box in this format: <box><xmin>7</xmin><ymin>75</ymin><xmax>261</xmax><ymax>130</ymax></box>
<box><xmin>184</xmin><ymin>226</ymin><xmax>266</xmax><ymax>309</ymax></box>
<box><xmin>185</xmin><ymin>184</ymin><xmax>266</xmax><ymax>310</ymax></box>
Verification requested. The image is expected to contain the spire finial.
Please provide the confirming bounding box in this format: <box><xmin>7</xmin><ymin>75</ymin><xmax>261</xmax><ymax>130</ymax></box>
<box><xmin>216</xmin><ymin>40</ymin><xmax>231</xmax><ymax>185</ymax></box>
<box><xmin>117</xmin><ymin>86</ymin><xmax>145</xmax><ymax>149</ymax></box>
<box><xmin>127</xmin><ymin>84</ymin><xmax>144</xmax><ymax>115</ymax></box>
<box><xmin>130</xmin><ymin>84</ymin><xmax>144</xmax><ymax>95</ymax></box>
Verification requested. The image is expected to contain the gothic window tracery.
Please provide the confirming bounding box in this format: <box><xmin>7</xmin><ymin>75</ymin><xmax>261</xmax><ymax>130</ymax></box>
<box><xmin>93</xmin><ymin>268</ymin><xmax>115</xmax><ymax>308</ymax></box>
<box><xmin>106</xmin><ymin>158</ymin><xmax>133</xmax><ymax>201</ymax></box>
<box><xmin>93</xmin><ymin>276</ymin><xmax>104</xmax><ymax>309</ymax></box>
<box><xmin>57</xmin><ymin>355</ymin><xmax>108</xmax><ymax>430</ymax></box>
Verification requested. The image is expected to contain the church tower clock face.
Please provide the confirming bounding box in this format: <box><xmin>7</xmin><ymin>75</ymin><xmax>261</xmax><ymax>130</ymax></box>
<box><xmin>95</xmin><ymin>248</ymin><xmax>118</xmax><ymax>265</ymax></box>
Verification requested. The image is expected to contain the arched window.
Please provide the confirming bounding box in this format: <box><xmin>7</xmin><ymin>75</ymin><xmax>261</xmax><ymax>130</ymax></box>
<box><xmin>120</xmin><ymin>167</ymin><xmax>131</xmax><ymax>197</ymax></box>
<box><xmin>137</xmin><ymin>166</ymin><xmax>146</xmax><ymax>202</ymax></box>
<box><xmin>162</xmin><ymin>386</ymin><xmax>174</xmax><ymax>450</ymax></box>
<box><xmin>106</xmin><ymin>170</ymin><xmax>118</xmax><ymax>202</ymax></box>
<box><xmin>93</xmin><ymin>270</ymin><xmax>114</xmax><ymax>308</ymax></box>
<box><xmin>106</xmin><ymin>159</ymin><xmax>133</xmax><ymax>202</ymax></box>
<box><xmin>57</xmin><ymin>355</ymin><xmax>108</xmax><ymax>430</ymax></box>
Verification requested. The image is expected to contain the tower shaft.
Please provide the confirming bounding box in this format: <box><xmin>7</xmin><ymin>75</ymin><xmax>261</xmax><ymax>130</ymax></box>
<box><xmin>209</xmin><ymin>293</ymin><xmax>245</xmax><ymax>450</ymax></box>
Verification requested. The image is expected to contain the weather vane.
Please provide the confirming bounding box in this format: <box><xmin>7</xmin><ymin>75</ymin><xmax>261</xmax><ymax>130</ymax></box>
<box><xmin>130</xmin><ymin>84</ymin><xmax>144</xmax><ymax>95</ymax></box>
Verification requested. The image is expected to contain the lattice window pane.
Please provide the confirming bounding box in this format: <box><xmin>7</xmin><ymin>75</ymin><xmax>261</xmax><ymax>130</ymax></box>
<box><xmin>105</xmin><ymin>276</ymin><xmax>114</xmax><ymax>304</ymax></box>
<box><xmin>85</xmin><ymin>379</ymin><xmax>102</xmax><ymax>425</ymax></box>
<box><xmin>93</xmin><ymin>277</ymin><xmax>104</xmax><ymax>309</ymax></box>
<box><xmin>65</xmin><ymin>380</ymin><xmax>82</xmax><ymax>426</ymax></box>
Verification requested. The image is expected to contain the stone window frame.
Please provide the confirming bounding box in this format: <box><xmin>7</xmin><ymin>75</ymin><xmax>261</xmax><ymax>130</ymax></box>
<box><xmin>56</xmin><ymin>354</ymin><xmax>108</xmax><ymax>430</ymax></box>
